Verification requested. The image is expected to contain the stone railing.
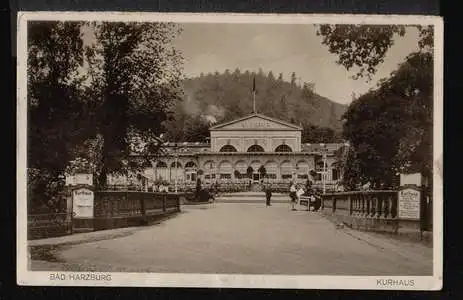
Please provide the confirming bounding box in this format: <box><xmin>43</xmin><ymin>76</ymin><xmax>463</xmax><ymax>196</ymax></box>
<box><xmin>94</xmin><ymin>191</ymin><xmax>181</xmax><ymax>218</ymax></box>
<box><xmin>322</xmin><ymin>190</ymin><xmax>398</xmax><ymax>218</ymax></box>
<box><xmin>321</xmin><ymin>191</ymin><xmax>400</xmax><ymax>234</ymax></box>
<box><xmin>28</xmin><ymin>212</ymin><xmax>73</xmax><ymax>240</ymax></box>
<box><xmin>76</xmin><ymin>191</ymin><xmax>183</xmax><ymax>231</ymax></box>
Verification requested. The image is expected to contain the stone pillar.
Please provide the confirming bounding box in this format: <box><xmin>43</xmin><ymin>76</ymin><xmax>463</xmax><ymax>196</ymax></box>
<box><xmin>71</xmin><ymin>184</ymin><xmax>95</xmax><ymax>233</ymax></box>
<box><xmin>397</xmin><ymin>173</ymin><xmax>423</xmax><ymax>238</ymax></box>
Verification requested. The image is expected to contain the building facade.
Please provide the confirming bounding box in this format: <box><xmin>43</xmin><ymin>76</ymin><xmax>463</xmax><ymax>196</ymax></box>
<box><xmin>108</xmin><ymin>113</ymin><xmax>347</xmax><ymax>192</ymax></box>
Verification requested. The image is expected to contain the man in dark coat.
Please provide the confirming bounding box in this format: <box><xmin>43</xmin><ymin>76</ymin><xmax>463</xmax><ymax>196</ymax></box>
<box><xmin>195</xmin><ymin>177</ymin><xmax>202</xmax><ymax>200</ymax></box>
<box><xmin>265</xmin><ymin>184</ymin><xmax>273</xmax><ymax>206</ymax></box>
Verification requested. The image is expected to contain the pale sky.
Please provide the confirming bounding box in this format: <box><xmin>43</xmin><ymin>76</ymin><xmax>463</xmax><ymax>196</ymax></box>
<box><xmin>173</xmin><ymin>23</ymin><xmax>421</xmax><ymax>105</ymax></box>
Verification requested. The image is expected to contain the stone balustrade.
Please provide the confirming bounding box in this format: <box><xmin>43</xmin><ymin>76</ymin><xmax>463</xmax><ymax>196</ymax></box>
<box><xmin>321</xmin><ymin>191</ymin><xmax>400</xmax><ymax>234</ymax></box>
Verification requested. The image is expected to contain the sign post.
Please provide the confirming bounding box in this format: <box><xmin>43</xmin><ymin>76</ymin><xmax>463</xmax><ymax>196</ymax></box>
<box><xmin>67</xmin><ymin>174</ymin><xmax>95</xmax><ymax>233</ymax></box>
<box><xmin>398</xmin><ymin>186</ymin><xmax>421</xmax><ymax>220</ymax></box>
<box><xmin>397</xmin><ymin>173</ymin><xmax>423</xmax><ymax>238</ymax></box>
<box><xmin>71</xmin><ymin>186</ymin><xmax>94</xmax><ymax>233</ymax></box>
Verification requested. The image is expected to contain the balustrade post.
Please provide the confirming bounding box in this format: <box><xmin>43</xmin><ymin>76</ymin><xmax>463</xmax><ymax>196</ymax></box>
<box><xmin>163</xmin><ymin>194</ymin><xmax>167</xmax><ymax>213</ymax></box>
<box><xmin>377</xmin><ymin>194</ymin><xmax>383</xmax><ymax>218</ymax></box>
<box><xmin>370</xmin><ymin>195</ymin><xmax>376</xmax><ymax>218</ymax></box>
<box><xmin>140</xmin><ymin>193</ymin><xmax>146</xmax><ymax>217</ymax></box>
<box><xmin>383</xmin><ymin>195</ymin><xmax>390</xmax><ymax>218</ymax></box>
<box><xmin>365</xmin><ymin>194</ymin><xmax>371</xmax><ymax>217</ymax></box>
<box><xmin>391</xmin><ymin>194</ymin><xmax>398</xmax><ymax>219</ymax></box>
<box><xmin>357</xmin><ymin>195</ymin><xmax>362</xmax><ymax>216</ymax></box>
<box><xmin>347</xmin><ymin>195</ymin><xmax>353</xmax><ymax>216</ymax></box>
<box><xmin>360</xmin><ymin>195</ymin><xmax>365</xmax><ymax>216</ymax></box>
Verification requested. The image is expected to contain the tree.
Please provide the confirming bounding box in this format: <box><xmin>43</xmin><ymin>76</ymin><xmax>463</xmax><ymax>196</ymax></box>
<box><xmin>268</xmin><ymin>71</ymin><xmax>275</xmax><ymax>81</ymax></box>
<box><xmin>342</xmin><ymin>51</ymin><xmax>433</xmax><ymax>189</ymax></box>
<box><xmin>315</xmin><ymin>24</ymin><xmax>434</xmax><ymax>189</ymax></box>
<box><xmin>232</xmin><ymin>68</ymin><xmax>241</xmax><ymax>79</ymax></box>
<box><xmin>316</xmin><ymin>24</ymin><xmax>433</xmax><ymax>80</ymax></box>
<box><xmin>301</xmin><ymin>123</ymin><xmax>338</xmax><ymax>143</ymax></box>
<box><xmin>27</xmin><ymin>21</ymin><xmax>91</xmax><ymax>207</ymax></box>
<box><xmin>167</xmin><ymin>70</ymin><xmax>346</xmax><ymax>139</ymax></box>
<box><xmin>183</xmin><ymin>115</ymin><xmax>211</xmax><ymax>142</ymax></box>
<box><xmin>87</xmin><ymin>22</ymin><xmax>183</xmax><ymax>187</ymax></box>
<box><xmin>290</xmin><ymin>72</ymin><xmax>297</xmax><ymax>85</ymax></box>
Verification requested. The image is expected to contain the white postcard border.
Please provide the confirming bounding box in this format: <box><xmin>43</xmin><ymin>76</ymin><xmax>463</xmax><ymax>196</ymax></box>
<box><xmin>16</xmin><ymin>11</ymin><xmax>444</xmax><ymax>290</ymax></box>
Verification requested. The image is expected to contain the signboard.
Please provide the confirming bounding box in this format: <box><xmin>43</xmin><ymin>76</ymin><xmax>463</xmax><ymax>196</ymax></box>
<box><xmin>72</xmin><ymin>188</ymin><xmax>94</xmax><ymax>218</ymax></box>
<box><xmin>66</xmin><ymin>173</ymin><xmax>93</xmax><ymax>186</ymax></box>
<box><xmin>398</xmin><ymin>187</ymin><xmax>421</xmax><ymax>220</ymax></box>
<box><xmin>400</xmin><ymin>173</ymin><xmax>422</xmax><ymax>186</ymax></box>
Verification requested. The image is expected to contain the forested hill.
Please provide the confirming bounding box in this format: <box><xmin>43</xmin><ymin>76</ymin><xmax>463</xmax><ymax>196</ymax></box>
<box><xmin>163</xmin><ymin>69</ymin><xmax>348</xmax><ymax>143</ymax></box>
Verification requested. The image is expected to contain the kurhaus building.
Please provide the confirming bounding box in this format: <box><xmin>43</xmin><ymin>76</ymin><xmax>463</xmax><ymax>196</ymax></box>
<box><xmin>108</xmin><ymin>113</ymin><xmax>347</xmax><ymax>191</ymax></box>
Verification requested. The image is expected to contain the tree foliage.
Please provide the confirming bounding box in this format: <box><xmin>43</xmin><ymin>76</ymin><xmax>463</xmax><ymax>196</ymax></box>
<box><xmin>86</xmin><ymin>22</ymin><xmax>183</xmax><ymax>186</ymax></box>
<box><xmin>316</xmin><ymin>25</ymin><xmax>433</xmax><ymax>80</ymax></box>
<box><xmin>27</xmin><ymin>21</ymin><xmax>91</xmax><ymax>207</ymax></box>
<box><xmin>342</xmin><ymin>51</ymin><xmax>433</xmax><ymax>189</ymax></box>
<box><xmin>316</xmin><ymin>24</ymin><xmax>435</xmax><ymax>189</ymax></box>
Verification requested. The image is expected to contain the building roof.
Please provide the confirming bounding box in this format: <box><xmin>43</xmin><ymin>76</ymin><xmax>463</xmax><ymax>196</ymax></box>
<box><xmin>301</xmin><ymin>143</ymin><xmax>345</xmax><ymax>154</ymax></box>
<box><xmin>210</xmin><ymin>113</ymin><xmax>303</xmax><ymax>131</ymax></box>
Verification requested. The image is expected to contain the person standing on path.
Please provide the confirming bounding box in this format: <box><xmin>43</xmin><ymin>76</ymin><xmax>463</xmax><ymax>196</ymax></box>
<box><xmin>265</xmin><ymin>184</ymin><xmax>272</xmax><ymax>206</ymax></box>
<box><xmin>296</xmin><ymin>185</ymin><xmax>305</xmax><ymax>207</ymax></box>
<box><xmin>289</xmin><ymin>181</ymin><xmax>297</xmax><ymax>211</ymax></box>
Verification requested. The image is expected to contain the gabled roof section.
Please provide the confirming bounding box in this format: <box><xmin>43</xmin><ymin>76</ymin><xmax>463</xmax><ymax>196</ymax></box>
<box><xmin>210</xmin><ymin>113</ymin><xmax>302</xmax><ymax>131</ymax></box>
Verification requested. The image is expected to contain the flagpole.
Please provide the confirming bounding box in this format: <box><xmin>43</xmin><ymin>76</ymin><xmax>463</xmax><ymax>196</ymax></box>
<box><xmin>252</xmin><ymin>77</ymin><xmax>256</xmax><ymax>113</ymax></box>
<box><xmin>253</xmin><ymin>90</ymin><xmax>256</xmax><ymax>113</ymax></box>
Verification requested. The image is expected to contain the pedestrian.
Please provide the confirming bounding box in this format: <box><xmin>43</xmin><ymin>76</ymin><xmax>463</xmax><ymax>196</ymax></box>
<box><xmin>296</xmin><ymin>185</ymin><xmax>305</xmax><ymax>206</ymax></box>
<box><xmin>195</xmin><ymin>177</ymin><xmax>202</xmax><ymax>200</ymax></box>
<box><xmin>265</xmin><ymin>184</ymin><xmax>272</xmax><ymax>206</ymax></box>
<box><xmin>289</xmin><ymin>181</ymin><xmax>297</xmax><ymax>211</ymax></box>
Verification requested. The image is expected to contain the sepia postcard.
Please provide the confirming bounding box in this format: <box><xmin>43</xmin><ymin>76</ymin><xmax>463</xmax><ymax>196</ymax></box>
<box><xmin>17</xmin><ymin>12</ymin><xmax>443</xmax><ymax>290</ymax></box>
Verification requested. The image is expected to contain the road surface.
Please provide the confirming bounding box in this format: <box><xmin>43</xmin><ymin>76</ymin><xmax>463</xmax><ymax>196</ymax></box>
<box><xmin>30</xmin><ymin>202</ymin><xmax>432</xmax><ymax>275</ymax></box>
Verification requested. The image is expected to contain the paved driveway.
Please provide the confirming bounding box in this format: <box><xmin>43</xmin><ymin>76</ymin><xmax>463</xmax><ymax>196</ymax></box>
<box><xmin>31</xmin><ymin>203</ymin><xmax>433</xmax><ymax>275</ymax></box>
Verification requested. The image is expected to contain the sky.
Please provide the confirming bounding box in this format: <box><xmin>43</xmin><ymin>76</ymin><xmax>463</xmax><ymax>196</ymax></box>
<box><xmin>173</xmin><ymin>23</ymin><xmax>421</xmax><ymax>105</ymax></box>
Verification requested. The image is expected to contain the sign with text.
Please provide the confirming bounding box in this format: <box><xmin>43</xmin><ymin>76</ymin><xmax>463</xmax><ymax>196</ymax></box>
<box><xmin>72</xmin><ymin>188</ymin><xmax>94</xmax><ymax>218</ymax></box>
<box><xmin>400</xmin><ymin>173</ymin><xmax>422</xmax><ymax>187</ymax></box>
<box><xmin>66</xmin><ymin>173</ymin><xmax>93</xmax><ymax>186</ymax></box>
<box><xmin>398</xmin><ymin>187</ymin><xmax>421</xmax><ymax>220</ymax></box>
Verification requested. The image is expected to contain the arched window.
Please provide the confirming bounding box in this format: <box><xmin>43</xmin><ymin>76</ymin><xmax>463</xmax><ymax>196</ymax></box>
<box><xmin>218</xmin><ymin>161</ymin><xmax>233</xmax><ymax>180</ymax></box>
<box><xmin>280</xmin><ymin>160</ymin><xmax>293</xmax><ymax>180</ymax></box>
<box><xmin>155</xmin><ymin>161</ymin><xmax>168</xmax><ymax>182</ymax></box>
<box><xmin>275</xmin><ymin>144</ymin><xmax>292</xmax><ymax>152</ymax></box>
<box><xmin>220</xmin><ymin>145</ymin><xmax>237</xmax><ymax>152</ymax></box>
<box><xmin>235</xmin><ymin>160</ymin><xmax>247</xmax><ymax>174</ymax></box>
<box><xmin>250</xmin><ymin>160</ymin><xmax>262</xmax><ymax>171</ymax></box>
<box><xmin>316</xmin><ymin>162</ymin><xmax>325</xmax><ymax>172</ymax></box>
<box><xmin>296</xmin><ymin>160</ymin><xmax>309</xmax><ymax>179</ymax></box>
<box><xmin>203</xmin><ymin>161</ymin><xmax>215</xmax><ymax>170</ymax></box>
<box><xmin>247</xmin><ymin>145</ymin><xmax>265</xmax><ymax>152</ymax></box>
<box><xmin>203</xmin><ymin>160</ymin><xmax>215</xmax><ymax>180</ymax></box>
<box><xmin>170</xmin><ymin>162</ymin><xmax>182</xmax><ymax>168</ymax></box>
<box><xmin>185</xmin><ymin>161</ymin><xmax>197</xmax><ymax>169</ymax></box>
<box><xmin>265</xmin><ymin>161</ymin><xmax>278</xmax><ymax>179</ymax></box>
<box><xmin>156</xmin><ymin>161</ymin><xmax>167</xmax><ymax>168</ymax></box>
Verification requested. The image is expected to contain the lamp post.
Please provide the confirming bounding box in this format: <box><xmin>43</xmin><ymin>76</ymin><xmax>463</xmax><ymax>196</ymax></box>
<box><xmin>340</xmin><ymin>142</ymin><xmax>350</xmax><ymax>187</ymax></box>
<box><xmin>320</xmin><ymin>143</ymin><xmax>327</xmax><ymax>194</ymax></box>
<box><xmin>174</xmin><ymin>143</ymin><xmax>178</xmax><ymax>193</ymax></box>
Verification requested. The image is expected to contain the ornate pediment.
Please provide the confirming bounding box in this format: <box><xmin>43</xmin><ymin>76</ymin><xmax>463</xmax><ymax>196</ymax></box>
<box><xmin>210</xmin><ymin>114</ymin><xmax>302</xmax><ymax>131</ymax></box>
